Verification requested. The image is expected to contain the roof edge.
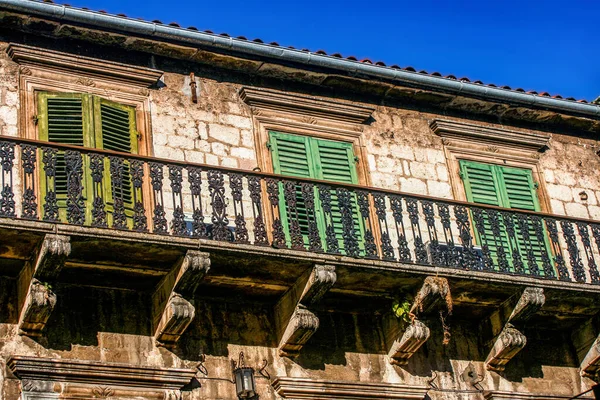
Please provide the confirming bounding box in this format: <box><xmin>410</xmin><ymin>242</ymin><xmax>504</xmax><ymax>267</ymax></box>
<box><xmin>1</xmin><ymin>0</ymin><xmax>599</xmax><ymax>119</ymax></box>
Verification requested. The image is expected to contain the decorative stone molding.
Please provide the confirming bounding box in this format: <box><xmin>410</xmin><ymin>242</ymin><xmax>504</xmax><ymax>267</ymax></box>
<box><xmin>388</xmin><ymin>320</ymin><xmax>431</xmax><ymax>366</ymax></box>
<box><xmin>580</xmin><ymin>334</ymin><xmax>600</xmax><ymax>380</ymax></box>
<box><xmin>8</xmin><ymin>356</ymin><xmax>196</xmax><ymax>389</ymax></box>
<box><xmin>7</xmin><ymin>44</ymin><xmax>164</xmax><ymax>87</ymax></box>
<box><xmin>153</xmin><ymin>251</ymin><xmax>210</xmax><ymax>347</ymax></box>
<box><xmin>240</xmin><ymin>87</ymin><xmax>375</xmax><ymax>124</ymax></box>
<box><xmin>272</xmin><ymin>377</ymin><xmax>429</xmax><ymax>399</ymax></box>
<box><xmin>484</xmin><ymin>390</ymin><xmax>593</xmax><ymax>399</ymax></box>
<box><xmin>485</xmin><ymin>287</ymin><xmax>544</xmax><ymax>372</ymax></box>
<box><xmin>275</xmin><ymin>264</ymin><xmax>337</xmax><ymax>358</ymax></box>
<box><xmin>430</xmin><ymin>119</ymin><xmax>551</xmax><ymax>152</ymax></box>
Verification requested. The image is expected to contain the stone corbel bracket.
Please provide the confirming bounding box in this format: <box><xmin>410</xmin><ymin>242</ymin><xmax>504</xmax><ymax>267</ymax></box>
<box><xmin>580</xmin><ymin>335</ymin><xmax>600</xmax><ymax>380</ymax></box>
<box><xmin>387</xmin><ymin>276</ymin><xmax>449</xmax><ymax>366</ymax></box>
<box><xmin>485</xmin><ymin>287</ymin><xmax>545</xmax><ymax>372</ymax></box>
<box><xmin>153</xmin><ymin>251</ymin><xmax>210</xmax><ymax>348</ymax></box>
<box><xmin>275</xmin><ymin>264</ymin><xmax>337</xmax><ymax>358</ymax></box>
<box><xmin>18</xmin><ymin>234</ymin><xmax>71</xmax><ymax>337</ymax></box>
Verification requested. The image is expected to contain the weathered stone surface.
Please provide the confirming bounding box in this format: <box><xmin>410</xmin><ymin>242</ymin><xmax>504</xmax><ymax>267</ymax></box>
<box><xmin>486</xmin><ymin>325</ymin><xmax>527</xmax><ymax>372</ymax></box>
<box><xmin>278</xmin><ymin>307</ymin><xmax>319</xmax><ymax>358</ymax></box>
<box><xmin>154</xmin><ymin>293</ymin><xmax>195</xmax><ymax>347</ymax></box>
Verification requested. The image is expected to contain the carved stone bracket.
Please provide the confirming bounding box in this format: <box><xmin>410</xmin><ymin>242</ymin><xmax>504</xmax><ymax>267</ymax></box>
<box><xmin>485</xmin><ymin>287</ymin><xmax>545</xmax><ymax>372</ymax></box>
<box><xmin>275</xmin><ymin>264</ymin><xmax>336</xmax><ymax>358</ymax></box>
<box><xmin>153</xmin><ymin>251</ymin><xmax>210</xmax><ymax>347</ymax></box>
<box><xmin>388</xmin><ymin>320</ymin><xmax>431</xmax><ymax>366</ymax></box>
<box><xmin>18</xmin><ymin>234</ymin><xmax>70</xmax><ymax>337</ymax></box>
<box><xmin>580</xmin><ymin>335</ymin><xmax>600</xmax><ymax>380</ymax></box>
<box><xmin>410</xmin><ymin>276</ymin><xmax>451</xmax><ymax>316</ymax></box>
<box><xmin>387</xmin><ymin>277</ymin><xmax>449</xmax><ymax>366</ymax></box>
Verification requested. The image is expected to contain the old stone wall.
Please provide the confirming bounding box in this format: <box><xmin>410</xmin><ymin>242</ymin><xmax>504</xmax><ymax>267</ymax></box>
<box><xmin>0</xmin><ymin>36</ymin><xmax>600</xmax><ymax>400</ymax></box>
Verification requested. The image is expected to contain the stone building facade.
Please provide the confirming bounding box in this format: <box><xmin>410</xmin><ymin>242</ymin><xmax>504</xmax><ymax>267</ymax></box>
<box><xmin>0</xmin><ymin>1</ymin><xmax>600</xmax><ymax>399</ymax></box>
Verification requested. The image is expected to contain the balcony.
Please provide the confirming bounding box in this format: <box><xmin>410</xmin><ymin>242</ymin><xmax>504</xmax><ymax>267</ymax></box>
<box><xmin>1</xmin><ymin>135</ymin><xmax>600</xmax><ymax>373</ymax></box>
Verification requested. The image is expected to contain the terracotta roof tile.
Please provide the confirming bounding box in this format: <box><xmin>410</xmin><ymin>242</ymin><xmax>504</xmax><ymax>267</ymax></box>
<box><xmin>27</xmin><ymin>0</ymin><xmax>592</xmax><ymax>103</ymax></box>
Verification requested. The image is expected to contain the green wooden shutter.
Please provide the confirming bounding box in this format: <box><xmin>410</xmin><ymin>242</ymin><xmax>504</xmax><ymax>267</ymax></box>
<box><xmin>38</xmin><ymin>92</ymin><xmax>94</xmax><ymax>222</ymax></box>
<box><xmin>311</xmin><ymin>137</ymin><xmax>363</xmax><ymax>252</ymax></box>
<box><xmin>460</xmin><ymin>160</ymin><xmax>552</xmax><ymax>274</ymax></box>
<box><xmin>269</xmin><ymin>132</ymin><xmax>315</xmax><ymax>245</ymax></box>
<box><xmin>459</xmin><ymin>160</ymin><xmax>511</xmax><ymax>268</ymax></box>
<box><xmin>95</xmin><ymin>97</ymin><xmax>138</xmax><ymax>214</ymax></box>
<box><xmin>497</xmin><ymin>165</ymin><xmax>551</xmax><ymax>274</ymax></box>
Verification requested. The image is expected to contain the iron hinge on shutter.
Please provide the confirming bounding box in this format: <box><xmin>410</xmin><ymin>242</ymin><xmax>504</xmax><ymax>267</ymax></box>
<box><xmin>136</xmin><ymin>131</ymin><xmax>142</xmax><ymax>140</ymax></box>
<box><xmin>32</xmin><ymin>115</ymin><xmax>39</xmax><ymax>125</ymax></box>
<box><xmin>458</xmin><ymin>171</ymin><xmax>465</xmax><ymax>180</ymax></box>
<box><xmin>353</xmin><ymin>156</ymin><xmax>359</xmax><ymax>163</ymax></box>
<box><xmin>266</xmin><ymin>141</ymin><xmax>272</xmax><ymax>150</ymax></box>
<box><xmin>533</xmin><ymin>182</ymin><xmax>540</xmax><ymax>189</ymax></box>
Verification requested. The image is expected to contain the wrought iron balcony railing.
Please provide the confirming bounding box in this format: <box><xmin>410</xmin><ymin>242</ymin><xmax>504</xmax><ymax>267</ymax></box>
<box><xmin>0</xmin><ymin>136</ymin><xmax>599</xmax><ymax>285</ymax></box>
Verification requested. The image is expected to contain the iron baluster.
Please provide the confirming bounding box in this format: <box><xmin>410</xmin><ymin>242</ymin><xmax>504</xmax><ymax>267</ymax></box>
<box><xmin>89</xmin><ymin>154</ymin><xmax>107</xmax><ymax>228</ymax></box>
<box><xmin>561</xmin><ymin>220</ymin><xmax>585</xmax><ymax>283</ymax></box>
<box><xmin>455</xmin><ymin>205</ymin><xmax>478</xmax><ymax>270</ymax></box>
<box><xmin>188</xmin><ymin>166</ymin><xmax>207</xmax><ymax>238</ymax></box>
<box><xmin>406</xmin><ymin>198</ymin><xmax>427</xmax><ymax>264</ymax></box>
<box><xmin>438</xmin><ymin>203</ymin><xmax>457</xmax><ymax>267</ymax></box>
<box><xmin>130</xmin><ymin>160</ymin><xmax>147</xmax><ymax>232</ymax></box>
<box><xmin>318</xmin><ymin>184</ymin><xmax>339</xmax><ymax>254</ymax></box>
<box><xmin>302</xmin><ymin>182</ymin><xmax>322</xmax><ymax>253</ymax></box>
<box><xmin>248</xmin><ymin>176</ymin><xmax>268</xmax><ymax>246</ymax></box>
<box><xmin>337</xmin><ymin>187</ymin><xmax>360</xmax><ymax>258</ymax></box>
<box><xmin>592</xmin><ymin>224</ymin><xmax>600</xmax><ymax>278</ymax></box>
<box><xmin>230</xmin><ymin>173</ymin><xmax>249</xmax><ymax>244</ymax></box>
<box><xmin>267</xmin><ymin>178</ymin><xmax>286</xmax><ymax>249</ymax></box>
<box><xmin>577</xmin><ymin>222</ymin><xmax>599</xmax><ymax>284</ymax></box>
<box><xmin>283</xmin><ymin>180</ymin><xmax>305</xmax><ymax>251</ymax></box>
<box><xmin>42</xmin><ymin>147</ymin><xmax>59</xmax><ymax>222</ymax></box>
<box><xmin>0</xmin><ymin>141</ymin><xmax>15</xmax><ymax>218</ymax></box>
<box><xmin>20</xmin><ymin>144</ymin><xmax>38</xmax><ymax>220</ymax></box>
<box><xmin>390</xmin><ymin>195</ymin><xmax>411</xmax><ymax>263</ymax></box>
<box><xmin>488</xmin><ymin>209</ymin><xmax>508</xmax><ymax>273</ymax></box>
<box><xmin>516</xmin><ymin>214</ymin><xmax>539</xmax><ymax>276</ymax></box>
<box><xmin>546</xmin><ymin>218</ymin><xmax>570</xmax><ymax>281</ymax></box>
<box><xmin>373</xmin><ymin>193</ymin><xmax>394</xmax><ymax>261</ymax></box>
<box><xmin>532</xmin><ymin>216</ymin><xmax>555</xmax><ymax>279</ymax></box>
<box><xmin>169</xmin><ymin>165</ymin><xmax>187</xmax><ymax>236</ymax></box>
<box><xmin>357</xmin><ymin>190</ymin><xmax>378</xmax><ymax>259</ymax></box>
<box><xmin>423</xmin><ymin>200</ymin><xmax>442</xmax><ymax>267</ymax></box>
<box><xmin>472</xmin><ymin>208</ymin><xmax>492</xmax><ymax>271</ymax></box>
<box><xmin>150</xmin><ymin>162</ymin><xmax>168</xmax><ymax>235</ymax></box>
<box><xmin>65</xmin><ymin>150</ymin><xmax>85</xmax><ymax>225</ymax></box>
<box><xmin>208</xmin><ymin>169</ymin><xmax>230</xmax><ymax>241</ymax></box>
<box><xmin>109</xmin><ymin>156</ymin><xmax>128</xmax><ymax>230</ymax></box>
<box><xmin>502</xmin><ymin>211</ymin><xmax>524</xmax><ymax>274</ymax></box>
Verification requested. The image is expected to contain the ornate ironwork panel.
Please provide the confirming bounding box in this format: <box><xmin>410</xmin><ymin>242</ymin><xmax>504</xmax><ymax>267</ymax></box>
<box><xmin>90</xmin><ymin>154</ymin><xmax>107</xmax><ymax>228</ymax></box>
<box><xmin>65</xmin><ymin>150</ymin><xmax>85</xmax><ymax>225</ymax></box>
<box><xmin>230</xmin><ymin>173</ymin><xmax>249</xmax><ymax>244</ymax></box>
<box><xmin>455</xmin><ymin>205</ymin><xmax>478</xmax><ymax>270</ymax></box>
<box><xmin>561</xmin><ymin>220</ymin><xmax>585</xmax><ymax>283</ymax></box>
<box><xmin>130</xmin><ymin>160</ymin><xmax>147</xmax><ymax>232</ymax></box>
<box><xmin>390</xmin><ymin>195</ymin><xmax>411</xmax><ymax>263</ymax></box>
<box><xmin>0</xmin><ymin>141</ymin><xmax>15</xmax><ymax>218</ymax></box>
<box><xmin>318</xmin><ymin>184</ymin><xmax>339</xmax><ymax>254</ymax></box>
<box><xmin>20</xmin><ymin>144</ymin><xmax>37</xmax><ymax>220</ymax></box>
<box><xmin>283</xmin><ymin>180</ymin><xmax>305</xmax><ymax>251</ymax></box>
<box><xmin>187</xmin><ymin>166</ymin><xmax>206</xmax><ymax>238</ymax></box>
<box><xmin>577</xmin><ymin>222</ymin><xmax>599</xmax><ymax>284</ymax></box>
<box><xmin>373</xmin><ymin>193</ymin><xmax>394</xmax><ymax>261</ymax></box>
<box><xmin>149</xmin><ymin>162</ymin><xmax>168</xmax><ymax>234</ymax></box>
<box><xmin>267</xmin><ymin>178</ymin><xmax>286</xmax><ymax>249</ymax></box>
<box><xmin>406</xmin><ymin>198</ymin><xmax>427</xmax><ymax>264</ymax></box>
<box><xmin>546</xmin><ymin>218</ymin><xmax>570</xmax><ymax>281</ymax></box>
<box><xmin>302</xmin><ymin>182</ymin><xmax>322</xmax><ymax>253</ymax></box>
<box><xmin>42</xmin><ymin>147</ymin><xmax>59</xmax><ymax>222</ymax></box>
<box><xmin>169</xmin><ymin>165</ymin><xmax>186</xmax><ymax>236</ymax></box>
<box><xmin>248</xmin><ymin>176</ymin><xmax>268</xmax><ymax>246</ymax></box>
<box><xmin>337</xmin><ymin>187</ymin><xmax>360</xmax><ymax>257</ymax></box>
<box><xmin>208</xmin><ymin>169</ymin><xmax>230</xmax><ymax>241</ymax></box>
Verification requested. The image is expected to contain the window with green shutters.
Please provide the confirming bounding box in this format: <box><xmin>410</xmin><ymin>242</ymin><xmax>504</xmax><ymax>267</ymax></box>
<box><xmin>459</xmin><ymin>160</ymin><xmax>553</xmax><ymax>274</ymax></box>
<box><xmin>37</xmin><ymin>92</ymin><xmax>138</xmax><ymax>224</ymax></box>
<box><xmin>268</xmin><ymin>131</ymin><xmax>363</xmax><ymax>253</ymax></box>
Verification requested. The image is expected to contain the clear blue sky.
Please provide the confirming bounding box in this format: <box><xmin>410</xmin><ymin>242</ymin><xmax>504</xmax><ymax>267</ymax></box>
<box><xmin>65</xmin><ymin>0</ymin><xmax>600</xmax><ymax>101</ymax></box>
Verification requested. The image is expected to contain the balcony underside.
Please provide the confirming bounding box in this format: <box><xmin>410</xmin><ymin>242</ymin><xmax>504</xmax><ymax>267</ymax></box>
<box><xmin>1</xmin><ymin>217</ymin><xmax>599</xmax><ymax>333</ymax></box>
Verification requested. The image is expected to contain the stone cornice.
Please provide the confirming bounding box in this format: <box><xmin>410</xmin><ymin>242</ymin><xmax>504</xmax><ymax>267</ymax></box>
<box><xmin>272</xmin><ymin>377</ymin><xmax>429</xmax><ymax>399</ymax></box>
<box><xmin>8</xmin><ymin>356</ymin><xmax>196</xmax><ymax>390</ymax></box>
<box><xmin>7</xmin><ymin>43</ymin><xmax>163</xmax><ymax>87</ymax></box>
<box><xmin>430</xmin><ymin>119</ymin><xmax>551</xmax><ymax>152</ymax></box>
<box><xmin>240</xmin><ymin>87</ymin><xmax>375</xmax><ymax>124</ymax></box>
<box><xmin>484</xmin><ymin>390</ymin><xmax>593</xmax><ymax>399</ymax></box>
